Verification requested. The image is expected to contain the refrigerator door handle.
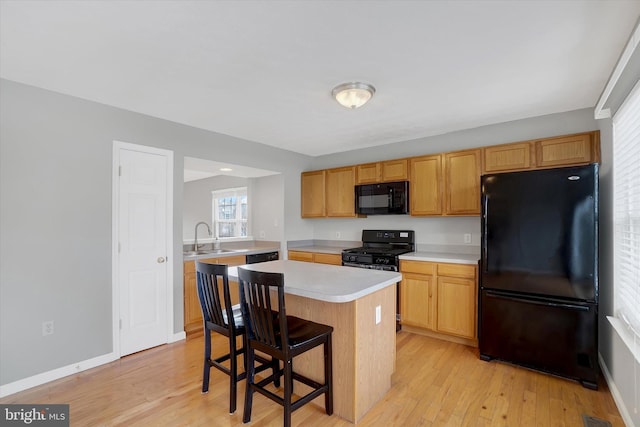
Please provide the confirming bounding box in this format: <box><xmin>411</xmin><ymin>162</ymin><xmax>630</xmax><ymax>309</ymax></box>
<box><xmin>485</xmin><ymin>291</ymin><xmax>590</xmax><ymax>311</ymax></box>
<box><xmin>481</xmin><ymin>195</ymin><xmax>488</xmax><ymax>272</ymax></box>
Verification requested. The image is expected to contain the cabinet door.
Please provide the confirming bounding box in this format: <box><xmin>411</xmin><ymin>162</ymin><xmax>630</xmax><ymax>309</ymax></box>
<box><xmin>436</xmin><ymin>275</ymin><xmax>476</xmax><ymax>339</ymax></box>
<box><xmin>325</xmin><ymin>166</ymin><xmax>356</xmax><ymax>217</ymax></box>
<box><xmin>301</xmin><ymin>170</ymin><xmax>326</xmax><ymax>218</ymax></box>
<box><xmin>184</xmin><ymin>261</ymin><xmax>203</xmax><ymax>334</ymax></box>
<box><xmin>482</xmin><ymin>142</ymin><xmax>534</xmax><ymax>173</ymax></box>
<box><xmin>382</xmin><ymin>159</ymin><xmax>408</xmax><ymax>182</ymax></box>
<box><xmin>288</xmin><ymin>250</ymin><xmax>314</xmax><ymax>262</ymax></box>
<box><xmin>443</xmin><ymin>149</ymin><xmax>481</xmax><ymax>215</ymax></box>
<box><xmin>356</xmin><ymin>162</ymin><xmax>381</xmax><ymax>184</ymax></box>
<box><xmin>401</xmin><ymin>273</ymin><xmax>436</xmax><ymax>330</ymax></box>
<box><xmin>535</xmin><ymin>133</ymin><xmax>595</xmax><ymax>168</ymax></box>
<box><xmin>409</xmin><ymin>154</ymin><xmax>442</xmax><ymax>215</ymax></box>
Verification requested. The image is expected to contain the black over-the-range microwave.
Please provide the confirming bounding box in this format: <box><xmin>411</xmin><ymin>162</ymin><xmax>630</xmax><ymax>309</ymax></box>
<box><xmin>354</xmin><ymin>181</ymin><xmax>409</xmax><ymax>215</ymax></box>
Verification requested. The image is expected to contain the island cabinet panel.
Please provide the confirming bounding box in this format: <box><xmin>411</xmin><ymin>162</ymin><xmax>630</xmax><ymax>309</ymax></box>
<box><xmin>301</xmin><ymin>170</ymin><xmax>326</xmax><ymax>218</ymax></box>
<box><xmin>183</xmin><ymin>255</ymin><xmax>246</xmax><ymax>336</ymax></box>
<box><xmin>400</xmin><ymin>260</ymin><xmax>478</xmax><ymax>344</ymax></box>
<box><xmin>482</xmin><ymin>142</ymin><xmax>534</xmax><ymax>173</ymax></box>
<box><xmin>325</xmin><ymin>166</ymin><xmax>357</xmax><ymax>217</ymax></box>
<box><xmin>443</xmin><ymin>149</ymin><xmax>481</xmax><ymax>215</ymax></box>
<box><xmin>284</xmin><ymin>284</ymin><xmax>396</xmax><ymax>422</ymax></box>
<box><xmin>535</xmin><ymin>132</ymin><xmax>598</xmax><ymax>168</ymax></box>
<box><xmin>409</xmin><ymin>154</ymin><xmax>442</xmax><ymax>215</ymax></box>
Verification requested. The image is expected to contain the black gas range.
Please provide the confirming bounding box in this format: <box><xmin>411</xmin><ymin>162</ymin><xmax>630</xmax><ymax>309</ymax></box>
<box><xmin>342</xmin><ymin>230</ymin><xmax>415</xmax><ymax>271</ymax></box>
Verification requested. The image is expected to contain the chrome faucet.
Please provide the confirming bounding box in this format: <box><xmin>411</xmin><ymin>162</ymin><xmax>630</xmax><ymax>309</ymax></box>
<box><xmin>194</xmin><ymin>221</ymin><xmax>212</xmax><ymax>251</ymax></box>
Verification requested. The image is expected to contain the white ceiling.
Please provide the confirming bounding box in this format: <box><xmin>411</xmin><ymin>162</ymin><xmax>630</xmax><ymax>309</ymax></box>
<box><xmin>183</xmin><ymin>157</ymin><xmax>279</xmax><ymax>182</ymax></box>
<box><xmin>1</xmin><ymin>1</ymin><xmax>639</xmax><ymax>157</ymax></box>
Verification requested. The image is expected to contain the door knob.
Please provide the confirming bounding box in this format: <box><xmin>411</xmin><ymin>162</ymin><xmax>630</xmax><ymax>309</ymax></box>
<box><xmin>157</xmin><ymin>257</ymin><xmax>166</xmax><ymax>263</ymax></box>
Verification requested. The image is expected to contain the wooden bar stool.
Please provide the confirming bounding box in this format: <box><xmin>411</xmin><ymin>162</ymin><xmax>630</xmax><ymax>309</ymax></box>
<box><xmin>237</xmin><ymin>267</ymin><xmax>333</xmax><ymax>427</ymax></box>
<box><xmin>195</xmin><ymin>262</ymin><xmax>277</xmax><ymax>414</ymax></box>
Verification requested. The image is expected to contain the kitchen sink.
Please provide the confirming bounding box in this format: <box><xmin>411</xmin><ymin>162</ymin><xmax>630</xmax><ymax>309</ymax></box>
<box><xmin>183</xmin><ymin>249</ymin><xmax>236</xmax><ymax>256</ymax></box>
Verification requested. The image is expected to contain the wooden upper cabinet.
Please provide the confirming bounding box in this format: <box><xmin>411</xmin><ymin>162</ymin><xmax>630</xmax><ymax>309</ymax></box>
<box><xmin>325</xmin><ymin>166</ymin><xmax>357</xmax><ymax>217</ymax></box>
<box><xmin>356</xmin><ymin>159</ymin><xmax>408</xmax><ymax>184</ymax></box>
<box><xmin>409</xmin><ymin>154</ymin><xmax>442</xmax><ymax>215</ymax></box>
<box><xmin>443</xmin><ymin>149</ymin><xmax>481</xmax><ymax>215</ymax></box>
<box><xmin>535</xmin><ymin>132</ymin><xmax>599</xmax><ymax>168</ymax></box>
<box><xmin>301</xmin><ymin>170</ymin><xmax>326</xmax><ymax>218</ymax></box>
<box><xmin>482</xmin><ymin>142</ymin><xmax>534</xmax><ymax>173</ymax></box>
<box><xmin>382</xmin><ymin>159</ymin><xmax>408</xmax><ymax>181</ymax></box>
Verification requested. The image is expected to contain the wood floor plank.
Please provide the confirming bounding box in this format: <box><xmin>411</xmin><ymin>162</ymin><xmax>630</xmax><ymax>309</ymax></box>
<box><xmin>0</xmin><ymin>332</ymin><xmax>624</xmax><ymax>426</ymax></box>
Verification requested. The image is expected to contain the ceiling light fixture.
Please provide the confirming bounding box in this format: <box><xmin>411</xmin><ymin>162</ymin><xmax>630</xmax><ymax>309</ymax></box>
<box><xmin>220</xmin><ymin>167</ymin><xmax>233</xmax><ymax>172</ymax></box>
<box><xmin>332</xmin><ymin>82</ymin><xmax>376</xmax><ymax>109</ymax></box>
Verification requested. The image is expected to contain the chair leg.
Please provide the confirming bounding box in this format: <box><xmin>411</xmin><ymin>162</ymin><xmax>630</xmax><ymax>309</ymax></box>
<box><xmin>242</xmin><ymin>346</ymin><xmax>255</xmax><ymax>424</ymax></box>
<box><xmin>324</xmin><ymin>336</ymin><xmax>333</xmax><ymax>415</ymax></box>
<box><xmin>229</xmin><ymin>335</ymin><xmax>238</xmax><ymax>414</ymax></box>
<box><xmin>283</xmin><ymin>359</ymin><xmax>293</xmax><ymax>427</ymax></box>
<box><xmin>273</xmin><ymin>358</ymin><xmax>281</xmax><ymax>388</ymax></box>
<box><xmin>202</xmin><ymin>330</ymin><xmax>211</xmax><ymax>394</ymax></box>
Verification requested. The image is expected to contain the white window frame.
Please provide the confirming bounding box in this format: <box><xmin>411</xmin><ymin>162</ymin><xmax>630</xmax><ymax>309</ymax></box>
<box><xmin>212</xmin><ymin>187</ymin><xmax>249</xmax><ymax>239</ymax></box>
<box><xmin>609</xmin><ymin>79</ymin><xmax>640</xmax><ymax>365</ymax></box>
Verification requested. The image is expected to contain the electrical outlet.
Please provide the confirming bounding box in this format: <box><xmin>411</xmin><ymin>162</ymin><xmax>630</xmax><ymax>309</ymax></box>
<box><xmin>335</xmin><ymin>231</ymin><xmax>341</xmax><ymax>239</ymax></box>
<box><xmin>375</xmin><ymin>305</ymin><xmax>381</xmax><ymax>324</ymax></box>
<box><xmin>42</xmin><ymin>321</ymin><xmax>54</xmax><ymax>336</ymax></box>
<box><xmin>464</xmin><ymin>233</ymin><xmax>472</xmax><ymax>244</ymax></box>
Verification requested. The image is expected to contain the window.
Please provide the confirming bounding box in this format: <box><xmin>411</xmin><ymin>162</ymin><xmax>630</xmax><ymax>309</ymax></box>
<box><xmin>613</xmin><ymin>80</ymin><xmax>640</xmax><ymax>353</ymax></box>
<box><xmin>212</xmin><ymin>187</ymin><xmax>248</xmax><ymax>238</ymax></box>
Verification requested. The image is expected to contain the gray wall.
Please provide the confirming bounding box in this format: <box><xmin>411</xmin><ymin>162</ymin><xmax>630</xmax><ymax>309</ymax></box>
<box><xmin>183</xmin><ymin>175</ymin><xmax>250</xmax><ymax>242</ymax></box>
<box><xmin>0</xmin><ymin>78</ymin><xmax>312</xmax><ymax>386</ymax></box>
<box><xmin>183</xmin><ymin>173</ymin><xmax>284</xmax><ymax>243</ymax></box>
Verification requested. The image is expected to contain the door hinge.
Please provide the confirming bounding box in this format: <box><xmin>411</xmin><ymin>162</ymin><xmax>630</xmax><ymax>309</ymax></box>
<box><xmin>118</xmin><ymin>242</ymin><xmax>121</xmax><ymax>253</ymax></box>
<box><xmin>119</xmin><ymin>319</ymin><xmax>122</xmax><ymax>330</ymax></box>
<box><xmin>118</xmin><ymin>165</ymin><xmax>122</xmax><ymax>176</ymax></box>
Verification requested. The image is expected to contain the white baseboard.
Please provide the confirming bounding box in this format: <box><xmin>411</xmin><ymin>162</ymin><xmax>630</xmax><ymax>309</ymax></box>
<box><xmin>0</xmin><ymin>332</ymin><xmax>186</xmax><ymax>399</ymax></box>
<box><xmin>170</xmin><ymin>331</ymin><xmax>186</xmax><ymax>343</ymax></box>
<box><xmin>599</xmin><ymin>352</ymin><xmax>636</xmax><ymax>427</ymax></box>
<box><xmin>0</xmin><ymin>352</ymin><xmax>118</xmax><ymax>398</ymax></box>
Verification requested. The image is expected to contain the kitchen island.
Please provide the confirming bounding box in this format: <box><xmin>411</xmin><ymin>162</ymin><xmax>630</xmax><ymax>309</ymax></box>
<box><xmin>228</xmin><ymin>260</ymin><xmax>401</xmax><ymax>423</ymax></box>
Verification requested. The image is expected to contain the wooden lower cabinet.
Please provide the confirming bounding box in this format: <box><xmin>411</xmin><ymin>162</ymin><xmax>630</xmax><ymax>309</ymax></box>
<box><xmin>183</xmin><ymin>254</ymin><xmax>246</xmax><ymax>336</ymax></box>
<box><xmin>400</xmin><ymin>260</ymin><xmax>477</xmax><ymax>344</ymax></box>
<box><xmin>288</xmin><ymin>250</ymin><xmax>342</xmax><ymax>265</ymax></box>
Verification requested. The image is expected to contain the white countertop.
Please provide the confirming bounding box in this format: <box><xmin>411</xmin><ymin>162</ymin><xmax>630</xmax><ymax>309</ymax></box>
<box><xmin>227</xmin><ymin>260</ymin><xmax>402</xmax><ymax>303</ymax></box>
<box><xmin>183</xmin><ymin>245</ymin><xmax>280</xmax><ymax>261</ymax></box>
<box><xmin>400</xmin><ymin>251</ymin><xmax>480</xmax><ymax>265</ymax></box>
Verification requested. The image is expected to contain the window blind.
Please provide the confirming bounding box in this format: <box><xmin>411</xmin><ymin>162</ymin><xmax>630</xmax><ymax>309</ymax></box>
<box><xmin>613</xmin><ymin>80</ymin><xmax>640</xmax><ymax>338</ymax></box>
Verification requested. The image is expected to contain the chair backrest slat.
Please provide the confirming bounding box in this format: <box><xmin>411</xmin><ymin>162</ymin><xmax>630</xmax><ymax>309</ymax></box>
<box><xmin>238</xmin><ymin>268</ymin><xmax>288</xmax><ymax>352</ymax></box>
<box><xmin>196</xmin><ymin>262</ymin><xmax>237</xmax><ymax>331</ymax></box>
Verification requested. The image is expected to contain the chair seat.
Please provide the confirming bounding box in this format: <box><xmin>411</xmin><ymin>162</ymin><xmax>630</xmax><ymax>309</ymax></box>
<box><xmin>222</xmin><ymin>304</ymin><xmax>244</xmax><ymax>327</ymax></box>
<box><xmin>284</xmin><ymin>316</ymin><xmax>333</xmax><ymax>349</ymax></box>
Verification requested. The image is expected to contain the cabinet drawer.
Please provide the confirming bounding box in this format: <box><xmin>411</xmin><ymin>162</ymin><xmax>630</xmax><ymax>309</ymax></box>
<box><xmin>437</xmin><ymin>263</ymin><xmax>476</xmax><ymax>279</ymax></box>
<box><xmin>400</xmin><ymin>260</ymin><xmax>436</xmax><ymax>275</ymax></box>
<box><xmin>314</xmin><ymin>253</ymin><xmax>342</xmax><ymax>265</ymax></box>
<box><xmin>288</xmin><ymin>251</ymin><xmax>314</xmax><ymax>262</ymax></box>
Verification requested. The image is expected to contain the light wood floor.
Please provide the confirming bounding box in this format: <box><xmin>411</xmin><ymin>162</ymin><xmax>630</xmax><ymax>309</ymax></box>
<box><xmin>1</xmin><ymin>331</ymin><xmax>624</xmax><ymax>426</ymax></box>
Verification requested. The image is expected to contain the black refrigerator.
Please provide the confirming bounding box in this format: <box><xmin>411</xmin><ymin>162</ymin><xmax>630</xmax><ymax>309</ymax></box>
<box><xmin>479</xmin><ymin>163</ymin><xmax>599</xmax><ymax>389</ymax></box>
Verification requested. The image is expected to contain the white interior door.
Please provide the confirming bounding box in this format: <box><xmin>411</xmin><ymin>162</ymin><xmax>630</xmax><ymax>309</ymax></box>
<box><xmin>115</xmin><ymin>143</ymin><xmax>173</xmax><ymax>356</ymax></box>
